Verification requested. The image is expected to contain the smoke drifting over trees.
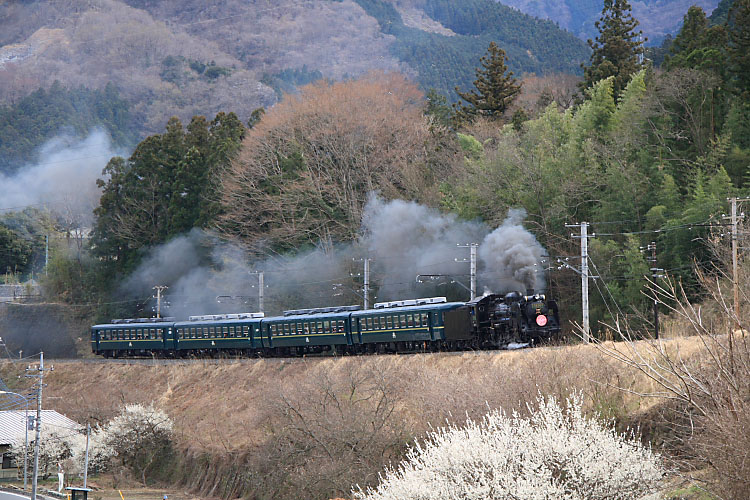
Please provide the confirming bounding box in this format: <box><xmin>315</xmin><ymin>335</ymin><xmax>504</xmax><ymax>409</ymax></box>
<box><xmin>0</xmin><ymin>130</ymin><xmax>123</xmax><ymax>226</ymax></box>
<box><xmin>121</xmin><ymin>196</ymin><xmax>546</xmax><ymax>318</ymax></box>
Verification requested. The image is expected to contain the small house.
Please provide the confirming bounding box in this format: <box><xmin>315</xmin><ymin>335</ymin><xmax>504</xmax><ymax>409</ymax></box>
<box><xmin>0</xmin><ymin>410</ymin><xmax>80</xmax><ymax>481</ymax></box>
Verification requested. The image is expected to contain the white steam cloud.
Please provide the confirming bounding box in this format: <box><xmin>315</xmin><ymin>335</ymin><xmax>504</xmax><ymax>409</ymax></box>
<box><xmin>0</xmin><ymin>130</ymin><xmax>123</xmax><ymax>225</ymax></box>
<box><xmin>119</xmin><ymin>195</ymin><xmax>548</xmax><ymax>318</ymax></box>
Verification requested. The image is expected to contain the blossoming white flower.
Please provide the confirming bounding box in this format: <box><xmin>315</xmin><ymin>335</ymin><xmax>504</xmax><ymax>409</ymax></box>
<box><xmin>354</xmin><ymin>393</ymin><xmax>664</xmax><ymax>500</ymax></box>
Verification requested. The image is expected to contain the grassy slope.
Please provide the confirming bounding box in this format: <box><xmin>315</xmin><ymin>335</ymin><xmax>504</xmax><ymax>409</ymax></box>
<box><xmin>0</xmin><ymin>336</ymin><xmax>711</xmax><ymax>498</ymax></box>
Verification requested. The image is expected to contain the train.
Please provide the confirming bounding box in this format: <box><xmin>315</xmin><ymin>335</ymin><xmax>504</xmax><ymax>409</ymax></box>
<box><xmin>90</xmin><ymin>291</ymin><xmax>561</xmax><ymax>358</ymax></box>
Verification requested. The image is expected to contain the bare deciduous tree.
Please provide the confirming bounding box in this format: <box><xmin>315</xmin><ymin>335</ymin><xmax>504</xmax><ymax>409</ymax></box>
<box><xmin>593</xmin><ymin>227</ymin><xmax>750</xmax><ymax>499</ymax></box>
<box><xmin>220</xmin><ymin>72</ymin><xmax>459</xmax><ymax>253</ymax></box>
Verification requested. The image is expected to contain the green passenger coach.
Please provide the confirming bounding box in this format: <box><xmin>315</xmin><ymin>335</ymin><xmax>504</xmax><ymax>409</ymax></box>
<box><xmin>173</xmin><ymin>312</ymin><xmax>265</xmax><ymax>355</ymax></box>
<box><xmin>90</xmin><ymin>297</ymin><xmax>480</xmax><ymax>357</ymax></box>
<box><xmin>90</xmin><ymin>318</ymin><xmax>175</xmax><ymax>358</ymax></box>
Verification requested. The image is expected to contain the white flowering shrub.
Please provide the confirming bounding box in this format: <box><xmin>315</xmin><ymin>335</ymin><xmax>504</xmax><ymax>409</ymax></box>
<box><xmin>102</xmin><ymin>403</ymin><xmax>174</xmax><ymax>484</ymax></box>
<box><xmin>10</xmin><ymin>428</ymin><xmax>86</xmax><ymax>478</ymax></box>
<box><xmin>74</xmin><ymin>425</ymin><xmax>115</xmax><ymax>474</ymax></box>
<box><xmin>354</xmin><ymin>394</ymin><xmax>664</xmax><ymax>500</ymax></box>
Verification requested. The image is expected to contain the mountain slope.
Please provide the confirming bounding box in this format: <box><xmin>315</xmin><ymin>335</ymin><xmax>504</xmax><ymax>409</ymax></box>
<box><xmin>0</xmin><ymin>0</ymin><xmax>589</xmax><ymax>155</ymax></box>
<box><xmin>497</xmin><ymin>0</ymin><xmax>721</xmax><ymax>43</ymax></box>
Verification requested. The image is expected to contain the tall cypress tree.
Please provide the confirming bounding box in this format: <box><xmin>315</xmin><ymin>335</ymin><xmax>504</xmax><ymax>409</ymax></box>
<box><xmin>454</xmin><ymin>41</ymin><xmax>521</xmax><ymax>123</ymax></box>
<box><xmin>728</xmin><ymin>0</ymin><xmax>750</xmax><ymax>96</ymax></box>
<box><xmin>580</xmin><ymin>0</ymin><xmax>645</xmax><ymax>100</ymax></box>
<box><xmin>665</xmin><ymin>6</ymin><xmax>727</xmax><ymax>75</ymax></box>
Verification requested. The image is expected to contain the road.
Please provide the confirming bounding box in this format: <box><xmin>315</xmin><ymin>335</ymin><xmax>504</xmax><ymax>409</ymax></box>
<box><xmin>0</xmin><ymin>490</ymin><xmax>28</xmax><ymax>500</ymax></box>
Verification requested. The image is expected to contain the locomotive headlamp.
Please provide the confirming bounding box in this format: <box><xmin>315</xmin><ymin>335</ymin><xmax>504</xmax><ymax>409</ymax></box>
<box><xmin>536</xmin><ymin>314</ymin><xmax>548</xmax><ymax>327</ymax></box>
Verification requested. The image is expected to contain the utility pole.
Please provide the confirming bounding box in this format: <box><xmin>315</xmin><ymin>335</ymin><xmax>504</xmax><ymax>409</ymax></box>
<box><xmin>27</xmin><ymin>352</ymin><xmax>51</xmax><ymax>500</ymax></box>
<box><xmin>723</xmin><ymin>198</ymin><xmax>749</xmax><ymax>322</ymax></box>
<box><xmin>152</xmin><ymin>286</ymin><xmax>168</xmax><ymax>318</ymax></box>
<box><xmin>641</xmin><ymin>242</ymin><xmax>665</xmax><ymax>339</ymax></box>
<box><xmin>566</xmin><ymin>222</ymin><xmax>595</xmax><ymax>343</ymax></box>
<box><xmin>250</xmin><ymin>272</ymin><xmax>264</xmax><ymax>313</ymax></box>
<box><xmin>456</xmin><ymin>243</ymin><xmax>478</xmax><ymax>300</ymax></box>
<box><xmin>45</xmin><ymin>235</ymin><xmax>48</xmax><ymax>277</ymax></box>
<box><xmin>83</xmin><ymin>423</ymin><xmax>90</xmax><ymax>488</ymax></box>
<box><xmin>363</xmin><ymin>258</ymin><xmax>370</xmax><ymax>309</ymax></box>
<box><xmin>352</xmin><ymin>258</ymin><xmax>372</xmax><ymax>309</ymax></box>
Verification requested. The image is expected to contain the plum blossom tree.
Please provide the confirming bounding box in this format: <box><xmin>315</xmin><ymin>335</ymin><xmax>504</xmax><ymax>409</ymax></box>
<box><xmin>353</xmin><ymin>393</ymin><xmax>664</xmax><ymax>500</ymax></box>
<box><xmin>102</xmin><ymin>403</ymin><xmax>173</xmax><ymax>485</ymax></box>
<box><xmin>10</xmin><ymin>428</ymin><xmax>86</xmax><ymax>479</ymax></box>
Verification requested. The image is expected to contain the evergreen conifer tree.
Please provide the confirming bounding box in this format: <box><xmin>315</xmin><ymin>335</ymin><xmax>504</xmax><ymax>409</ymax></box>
<box><xmin>665</xmin><ymin>6</ymin><xmax>727</xmax><ymax>75</ymax></box>
<box><xmin>728</xmin><ymin>0</ymin><xmax>750</xmax><ymax>96</ymax></box>
<box><xmin>454</xmin><ymin>42</ymin><xmax>521</xmax><ymax>123</ymax></box>
<box><xmin>581</xmin><ymin>0</ymin><xmax>645</xmax><ymax>100</ymax></box>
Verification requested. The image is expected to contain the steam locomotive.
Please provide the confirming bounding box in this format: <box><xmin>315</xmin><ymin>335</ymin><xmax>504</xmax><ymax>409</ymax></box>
<box><xmin>90</xmin><ymin>292</ymin><xmax>561</xmax><ymax>358</ymax></box>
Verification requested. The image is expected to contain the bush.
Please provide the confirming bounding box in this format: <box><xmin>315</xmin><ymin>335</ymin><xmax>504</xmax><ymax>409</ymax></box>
<box><xmin>102</xmin><ymin>403</ymin><xmax>173</xmax><ymax>485</ymax></box>
<box><xmin>354</xmin><ymin>393</ymin><xmax>664</xmax><ymax>500</ymax></box>
<box><xmin>11</xmin><ymin>428</ymin><xmax>85</xmax><ymax>479</ymax></box>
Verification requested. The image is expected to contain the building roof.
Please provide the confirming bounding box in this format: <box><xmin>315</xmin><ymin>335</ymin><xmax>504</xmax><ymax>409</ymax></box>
<box><xmin>0</xmin><ymin>410</ymin><xmax>81</xmax><ymax>445</ymax></box>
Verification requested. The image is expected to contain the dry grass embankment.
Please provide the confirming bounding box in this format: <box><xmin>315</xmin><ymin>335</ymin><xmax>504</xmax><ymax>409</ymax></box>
<box><xmin>0</xmin><ymin>336</ymin><xmax>711</xmax><ymax>499</ymax></box>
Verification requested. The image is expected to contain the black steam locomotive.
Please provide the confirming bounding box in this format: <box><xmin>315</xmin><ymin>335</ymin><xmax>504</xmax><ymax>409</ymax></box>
<box><xmin>91</xmin><ymin>292</ymin><xmax>561</xmax><ymax>358</ymax></box>
<box><xmin>464</xmin><ymin>291</ymin><xmax>561</xmax><ymax>347</ymax></box>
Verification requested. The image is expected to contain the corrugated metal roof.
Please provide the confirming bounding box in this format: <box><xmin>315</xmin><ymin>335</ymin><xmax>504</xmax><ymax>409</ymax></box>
<box><xmin>0</xmin><ymin>410</ymin><xmax>81</xmax><ymax>445</ymax></box>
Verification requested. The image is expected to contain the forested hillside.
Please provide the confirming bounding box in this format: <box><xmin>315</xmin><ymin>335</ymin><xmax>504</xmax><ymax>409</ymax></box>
<box><xmin>0</xmin><ymin>82</ymin><xmax>136</xmax><ymax>175</ymax></box>
<box><xmin>498</xmin><ymin>0</ymin><xmax>721</xmax><ymax>43</ymax></box>
<box><xmin>0</xmin><ymin>0</ymin><xmax>588</xmax><ymax>161</ymax></box>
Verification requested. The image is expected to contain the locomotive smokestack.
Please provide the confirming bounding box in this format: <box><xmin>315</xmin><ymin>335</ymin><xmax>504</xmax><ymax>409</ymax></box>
<box><xmin>526</xmin><ymin>288</ymin><xmax>534</xmax><ymax>296</ymax></box>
